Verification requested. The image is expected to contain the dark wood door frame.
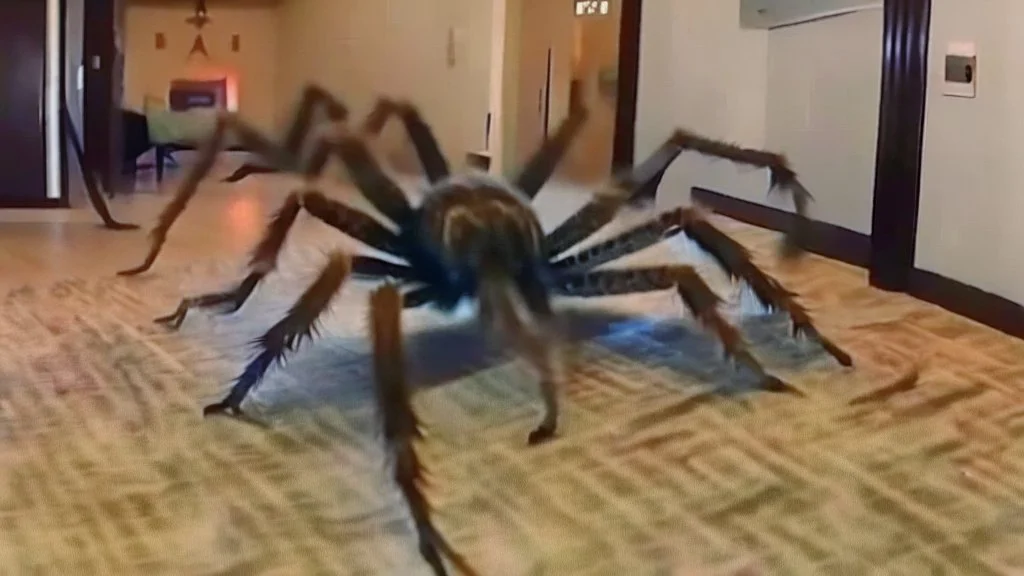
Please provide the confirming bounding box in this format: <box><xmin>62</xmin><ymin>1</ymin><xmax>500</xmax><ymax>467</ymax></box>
<box><xmin>83</xmin><ymin>0</ymin><xmax>121</xmax><ymax>194</ymax></box>
<box><xmin>868</xmin><ymin>0</ymin><xmax>931</xmax><ymax>292</ymax></box>
<box><xmin>612</xmin><ymin>0</ymin><xmax>641</xmax><ymax>173</ymax></box>
<box><xmin>869</xmin><ymin>0</ymin><xmax>1022</xmax><ymax>338</ymax></box>
<box><xmin>58</xmin><ymin>0</ymin><xmax>71</xmax><ymax>207</ymax></box>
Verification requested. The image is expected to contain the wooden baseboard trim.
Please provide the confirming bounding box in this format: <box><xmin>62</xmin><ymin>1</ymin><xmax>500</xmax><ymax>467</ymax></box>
<box><xmin>689</xmin><ymin>187</ymin><xmax>870</xmax><ymax>267</ymax></box>
<box><xmin>907</xmin><ymin>269</ymin><xmax>1024</xmax><ymax>339</ymax></box>
<box><xmin>0</xmin><ymin>198</ymin><xmax>67</xmax><ymax>209</ymax></box>
<box><xmin>687</xmin><ymin>186</ymin><xmax>1023</xmax><ymax>340</ymax></box>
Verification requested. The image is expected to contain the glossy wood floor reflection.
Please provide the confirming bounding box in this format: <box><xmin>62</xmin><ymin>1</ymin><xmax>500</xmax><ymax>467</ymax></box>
<box><xmin>0</xmin><ymin>160</ymin><xmax>1022</xmax><ymax>574</ymax></box>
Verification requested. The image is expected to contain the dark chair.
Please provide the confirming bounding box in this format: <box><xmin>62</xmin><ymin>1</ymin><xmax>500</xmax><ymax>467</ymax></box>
<box><xmin>121</xmin><ymin>108</ymin><xmax>180</xmax><ymax>184</ymax></box>
<box><xmin>121</xmin><ymin>108</ymin><xmax>152</xmax><ymax>173</ymax></box>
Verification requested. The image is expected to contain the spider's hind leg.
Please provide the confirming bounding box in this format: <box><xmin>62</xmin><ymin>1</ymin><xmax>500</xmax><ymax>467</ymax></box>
<box><xmin>679</xmin><ymin>211</ymin><xmax>852</xmax><ymax>367</ymax></box>
<box><xmin>551</xmin><ymin>206</ymin><xmax>852</xmax><ymax>367</ymax></box>
<box><xmin>553</xmin><ymin>266</ymin><xmax>798</xmax><ymax>394</ymax></box>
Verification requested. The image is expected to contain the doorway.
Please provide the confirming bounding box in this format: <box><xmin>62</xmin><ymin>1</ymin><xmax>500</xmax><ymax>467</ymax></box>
<box><xmin>566</xmin><ymin>0</ymin><xmax>622</xmax><ymax>183</ymax></box>
<box><xmin>509</xmin><ymin>0</ymin><xmax>574</xmax><ymax>180</ymax></box>
<box><xmin>503</xmin><ymin>0</ymin><xmax>631</xmax><ymax>187</ymax></box>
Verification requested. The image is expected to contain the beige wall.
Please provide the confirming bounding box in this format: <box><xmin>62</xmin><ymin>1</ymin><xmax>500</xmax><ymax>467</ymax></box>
<box><xmin>917</xmin><ymin>0</ymin><xmax>1024</xmax><ymax>304</ymax></box>
<box><xmin>123</xmin><ymin>0</ymin><xmax>280</xmax><ymax>131</ymax></box>
<box><xmin>637</xmin><ymin>0</ymin><xmax>882</xmax><ymax>237</ymax></box>
<box><xmin>276</xmin><ymin>0</ymin><xmax>493</xmax><ymax>173</ymax></box>
<box><xmin>764</xmin><ymin>8</ymin><xmax>882</xmax><ymax>234</ymax></box>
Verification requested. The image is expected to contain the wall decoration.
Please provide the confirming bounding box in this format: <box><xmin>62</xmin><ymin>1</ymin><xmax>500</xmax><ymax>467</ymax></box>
<box><xmin>185</xmin><ymin>0</ymin><xmax>211</xmax><ymax>29</ymax></box>
<box><xmin>169</xmin><ymin>78</ymin><xmax>227</xmax><ymax>111</ymax></box>
<box><xmin>231</xmin><ymin>34</ymin><xmax>240</xmax><ymax>52</ymax></box>
<box><xmin>155</xmin><ymin>32</ymin><xmax>166</xmax><ymax>50</ymax></box>
<box><xmin>185</xmin><ymin>0</ymin><xmax>211</xmax><ymax>59</ymax></box>
<box><xmin>188</xmin><ymin>35</ymin><xmax>209</xmax><ymax>59</ymax></box>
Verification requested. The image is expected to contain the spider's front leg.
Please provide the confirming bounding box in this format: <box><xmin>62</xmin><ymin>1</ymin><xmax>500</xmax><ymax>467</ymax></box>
<box><xmin>152</xmin><ymin>180</ymin><xmax>414</xmax><ymax>329</ymax></box>
<box><xmin>117</xmin><ymin>84</ymin><xmax>349</xmax><ymax>276</ymax></box>
<box><xmin>152</xmin><ymin>193</ymin><xmax>303</xmax><ymax>329</ymax></box>
<box><xmin>553</xmin><ymin>266</ymin><xmax>797</xmax><ymax>394</ymax></box>
<box><xmin>369</xmin><ymin>285</ymin><xmax>479</xmax><ymax>576</ymax></box>
<box><xmin>202</xmin><ymin>250</ymin><xmax>354</xmax><ymax>418</ymax></box>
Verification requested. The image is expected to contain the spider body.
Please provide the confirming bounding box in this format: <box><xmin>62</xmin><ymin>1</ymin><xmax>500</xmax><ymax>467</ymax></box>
<box><xmin>117</xmin><ymin>85</ymin><xmax>853</xmax><ymax>576</ymax></box>
<box><xmin>407</xmin><ymin>174</ymin><xmax>549</xmax><ymax>309</ymax></box>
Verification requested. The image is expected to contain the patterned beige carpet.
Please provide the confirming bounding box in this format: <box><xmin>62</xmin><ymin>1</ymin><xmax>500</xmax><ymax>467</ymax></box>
<box><xmin>0</xmin><ymin>215</ymin><xmax>1022</xmax><ymax>575</ymax></box>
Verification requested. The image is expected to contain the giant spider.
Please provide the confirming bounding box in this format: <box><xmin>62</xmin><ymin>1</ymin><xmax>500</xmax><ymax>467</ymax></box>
<box><xmin>116</xmin><ymin>85</ymin><xmax>852</xmax><ymax>575</ymax></box>
<box><xmin>116</xmin><ymin>82</ymin><xmax>857</xmax><ymax>431</ymax></box>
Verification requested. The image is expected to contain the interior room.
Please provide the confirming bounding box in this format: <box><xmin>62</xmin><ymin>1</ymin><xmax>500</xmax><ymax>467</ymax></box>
<box><xmin>0</xmin><ymin>0</ymin><xmax>1021</xmax><ymax>573</ymax></box>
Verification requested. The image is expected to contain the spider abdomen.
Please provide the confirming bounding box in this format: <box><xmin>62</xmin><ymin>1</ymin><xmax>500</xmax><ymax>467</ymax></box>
<box><xmin>417</xmin><ymin>175</ymin><xmax>546</xmax><ymax>277</ymax></box>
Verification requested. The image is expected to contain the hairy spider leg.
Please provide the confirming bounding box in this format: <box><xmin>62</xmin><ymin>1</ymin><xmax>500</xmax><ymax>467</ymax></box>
<box><xmin>203</xmin><ymin>251</ymin><xmax>354</xmax><ymax>417</ymax></box>
<box><xmin>151</xmin><ymin>116</ymin><xmax>408</xmax><ymax>329</ymax></box>
<box><xmin>677</xmin><ymin>210</ymin><xmax>852</xmax><ymax>366</ymax></box>
<box><xmin>550</xmin><ymin>207</ymin><xmax>853</xmax><ymax>367</ymax></box>
<box><xmin>222</xmin><ymin>163</ymin><xmax>279</xmax><ymax>183</ymax></box>
<box><xmin>545</xmin><ymin>129</ymin><xmax>816</xmax><ymax>263</ymax></box>
<box><xmin>221</xmin><ymin>84</ymin><xmax>352</xmax><ymax>183</ymax></box>
<box><xmin>330</xmin><ymin>134</ymin><xmax>415</xmax><ymax>225</ymax></box>
<box><xmin>154</xmin><ymin>188</ymin><xmax>417</xmax><ymax>329</ymax></box>
<box><xmin>545</xmin><ymin>135</ymin><xmax>691</xmax><ymax>258</ymax></box>
<box><xmin>514</xmin><ymin>90</ymin><xmax>589</xmax><ymax>200</ymax></box>
<box><xmin>294</xmin><ymin>98</ymin><xmax>450</xmax><ymax>225</ymax></box>
<box><xmin>671</xmin><ymin>128</ymin><xmax>813</xmax><ymax>259</ymax></box>
<box><xmin>117</xmin><ymin>84</ymin><xmax>350</xmax><ymax>276</ymax></box>
<box><xmin>359</xmin><ymin>99</ymin><xmax>451</xmax><ymax>184</ymax></box>
<box><xmin>477</xmin><ymin>268</ymin><xmax>563</xmax><ymax>445</ymax></box>
<box><xmin>552</xmin><ymin>265</ymin><xmax>798</xmax><ymax>394</ymax></box>
<box><xmin>369</xmin><ymin>285</ymin><xmax>480</xmax><ymax>576</ymax></box>
<box><xmin>202</xmin><ymin>178</ymin><xmax>441</xmax><ymax>414</ymax></box>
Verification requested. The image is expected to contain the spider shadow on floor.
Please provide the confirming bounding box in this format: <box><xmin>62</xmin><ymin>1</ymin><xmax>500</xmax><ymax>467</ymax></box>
<box><xmin>242</xmin><ymin>303</ymin><xmax>838</xmax><ymax>418</ymax></box>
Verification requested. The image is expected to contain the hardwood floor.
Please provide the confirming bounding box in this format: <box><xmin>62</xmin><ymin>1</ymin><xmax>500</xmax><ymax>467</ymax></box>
<box><xmin>0</xmin><ymin>159</ymin><xmax>1022</xmax><ymax>574</ymax></box>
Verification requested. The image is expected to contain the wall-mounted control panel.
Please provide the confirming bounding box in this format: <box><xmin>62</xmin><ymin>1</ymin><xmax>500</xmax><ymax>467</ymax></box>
<box><xmin>944</xmin><ymin>42</ymin><xmax>977</xmax><ymax>98</ymax></box>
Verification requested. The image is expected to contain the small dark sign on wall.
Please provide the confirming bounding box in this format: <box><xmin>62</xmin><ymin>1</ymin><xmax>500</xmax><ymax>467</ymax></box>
<box><xmin>155</xmin><ymin>32</ymin><xmax>165</xmax><ymax>49</ymax></box>
<box><xmin>169</xmin><ymin>90</ymin><xmax>216</xmax><ymax>110</ymax></box>
<box><xmin>168</xmin><ymin>78</ymin><xmax>227</xmax><ymax>111</ymax></box>
<box><xmin>231</xmin><ymin>34</ymin><xmax>240</xmax><ymax>52</ymax></box>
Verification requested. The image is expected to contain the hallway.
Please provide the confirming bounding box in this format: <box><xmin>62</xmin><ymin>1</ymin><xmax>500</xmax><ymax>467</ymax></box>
<box><xmin>0</xmin><ymin>165</ymin><xmax>1022</xmax><ymax>574</ymax></box>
